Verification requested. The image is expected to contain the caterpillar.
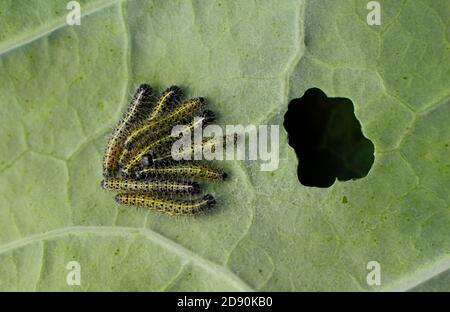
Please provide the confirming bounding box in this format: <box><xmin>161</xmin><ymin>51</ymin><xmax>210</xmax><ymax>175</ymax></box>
<box><xmin>103</xmin><ymin>84</ymin><xmax>153</xmax><ymax>177</ymax></box>
<box><xmin>101</xmin><ymin>178</ymin><xmax>200</xmax><ymax>194</ymax></box>
<box><xmin>135</xmin><ymin>162</ymin><xmax>227</xmax><ymax>181</ymax></box>
<box><xmin>115</xmin><ymin>193</ymin><xmax>216</xmax><ymax>215</ymax></box>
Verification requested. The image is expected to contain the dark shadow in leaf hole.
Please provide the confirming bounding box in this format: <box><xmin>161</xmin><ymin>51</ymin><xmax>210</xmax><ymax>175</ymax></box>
<box><xmin>283</xmin><ymin>88</ymin><xmax>374</xmax><ymax>188</ymax></box>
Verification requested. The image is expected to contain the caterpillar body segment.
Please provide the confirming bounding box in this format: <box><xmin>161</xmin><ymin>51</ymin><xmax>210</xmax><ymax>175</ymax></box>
<box><xmin>115</xmin><ymin>193</ymin><xmax>216</xmax><ymax>215</ymax></box>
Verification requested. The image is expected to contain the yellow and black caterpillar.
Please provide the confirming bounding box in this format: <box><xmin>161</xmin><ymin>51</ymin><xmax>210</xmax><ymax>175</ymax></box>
<box><xmin>101</xmin><ymin>84</ymin><xmax>226</xmax><ymax>216</ymax></box>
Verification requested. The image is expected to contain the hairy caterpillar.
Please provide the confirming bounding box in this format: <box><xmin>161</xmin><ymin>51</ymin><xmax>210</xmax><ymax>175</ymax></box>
<box><xmin>115</xmin><ymin>193</ymin><xmax>216</xmax><ymax>215</ymax></box>
<box><xmin>103</xmin><ymin>84</ymin><xmax>153</xmax><ymax>177</ymax></box>
<box><xmin>101</xmin><ymin>178</ymin><xmax>200</xmax><ymax>194</ymax></box>
<box><xmin>135</xmin><ymin>162</ymin><xmax>227</xmax><ymax>181</ymax></box>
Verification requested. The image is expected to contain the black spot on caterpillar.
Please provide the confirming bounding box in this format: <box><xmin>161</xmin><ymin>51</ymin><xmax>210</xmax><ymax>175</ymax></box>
<box><xmin>101</xmin><ymin>178</ymin><xmax>200</xmax><ymax>195</ymax></box>
<box><xmin>103</xmin><ymin>84</ymin><xmax>153</xmax><ymax>177</ymax></box>
<box><xmin>115</xmin><ymin>193</ymin><xmax>216</xmax><ymax>215</ymax></box>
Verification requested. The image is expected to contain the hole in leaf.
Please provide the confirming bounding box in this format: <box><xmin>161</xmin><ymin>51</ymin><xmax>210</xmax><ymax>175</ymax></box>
<box><xmin>283</xmin><ymin>88</ymin><xmax>374</xmax><ymax>188</ymax></box>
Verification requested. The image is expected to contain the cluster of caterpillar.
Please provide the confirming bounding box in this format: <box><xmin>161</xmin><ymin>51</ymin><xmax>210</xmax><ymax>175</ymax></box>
<box><xmin>101</xmin><ymin>84</ymin><xmax>227</xmax><ymax>216</ymax></box>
